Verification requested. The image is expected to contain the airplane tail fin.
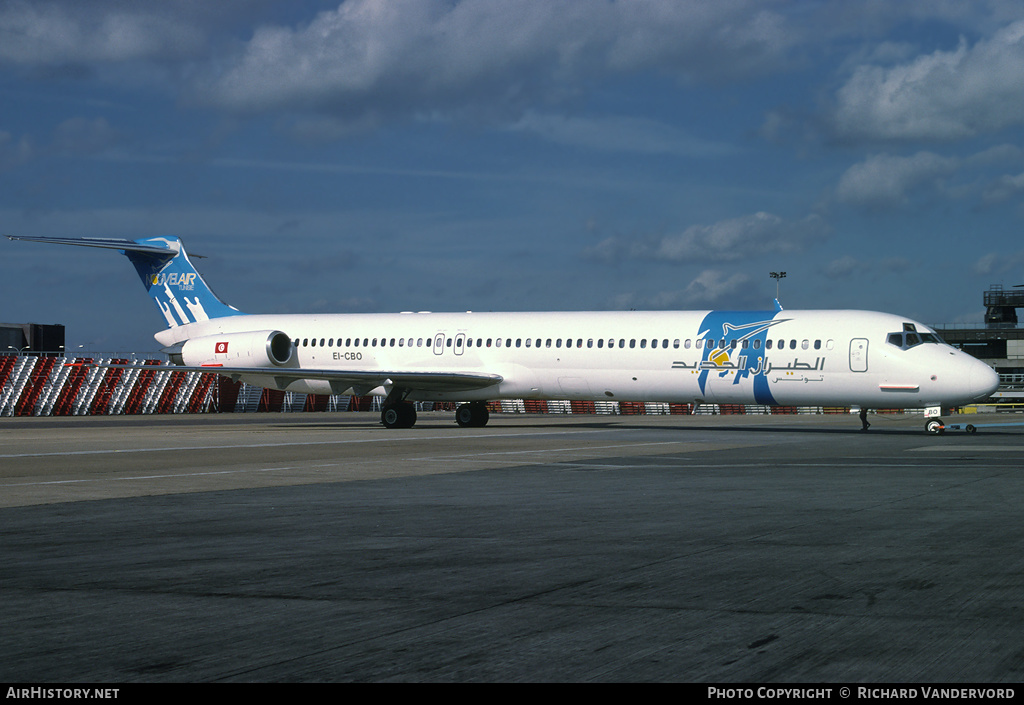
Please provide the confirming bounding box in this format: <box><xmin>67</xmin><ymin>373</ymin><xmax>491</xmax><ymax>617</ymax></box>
<box><xmin>5</xmin><ymin>235</ymin><xmax>243</xmax><ymax>328</ymax></box>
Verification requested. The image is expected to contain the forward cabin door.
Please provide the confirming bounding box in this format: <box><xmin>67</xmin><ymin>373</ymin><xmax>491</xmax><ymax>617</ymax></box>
<box><xmin>849</xmin><ymin>338</ymin><xmax>868</xmax><ymax>372</ymax></box>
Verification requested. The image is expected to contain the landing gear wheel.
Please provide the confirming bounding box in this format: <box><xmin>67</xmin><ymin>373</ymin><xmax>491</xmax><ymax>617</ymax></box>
<box><xmin>381</xmin><ymin>402</ymin><xmax>417</xmax><ymax>429</ymax></box>
<box><xmin>925</xmin><ymin>418</ymin><xmax>945</xmax><ymax>435</ymax></box>
<box><xmin>456</xmin><ymin>401</ymin><xmax>490</xmax><ymax>428</ymax></box>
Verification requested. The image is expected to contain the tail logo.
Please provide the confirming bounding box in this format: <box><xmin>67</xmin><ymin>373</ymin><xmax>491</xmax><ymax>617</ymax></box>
<box><xmin>150</xmin><ymin>272</ymin><xmax>198</xmax><ymax>290</ymax></box>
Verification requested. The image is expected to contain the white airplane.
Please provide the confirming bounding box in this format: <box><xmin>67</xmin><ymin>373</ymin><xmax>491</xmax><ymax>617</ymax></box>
<box><xmin>7</xmin><ymin>235</ymin><xmax>1000</xmax><ymax>432</ymax></box>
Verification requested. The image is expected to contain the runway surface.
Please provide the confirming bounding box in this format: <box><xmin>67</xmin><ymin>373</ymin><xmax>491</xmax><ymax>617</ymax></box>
<box><xmin>1</xmin><ymin>410</ymin><xmax>1022</xmax><ymax>682</ymax></box>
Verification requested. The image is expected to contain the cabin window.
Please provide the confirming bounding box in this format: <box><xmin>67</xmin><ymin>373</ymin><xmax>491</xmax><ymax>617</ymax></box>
<box><xmin>814</xmin><ymin>339</ymin><xmax>821</xmax><ymax>350</ymax></box>
<box><xmin>576</xmin><ymin>338</ymin><xmax>583</xmax><ymax>348</ymax></box>
<box><xmin>695</xmin><ymin>339</ymin><xmax>703</xmax><ymax>349</ymax></box>
<box><xmin>416</xmin><ymin>338</ymin><xmax>423</xmax><ymax>347</ymax></box>
<box><xmin>597</xmin><ymin>339</ymin><xmax>604</xmax><ymax>348</ymax></box>
<box><xmin>651</xmin><ymin>339</ymin><xmax>657</xmax><ymax>349</ymax></box>
<box><xmin>789</xmin><ymin>339</ymin><xmax>796</xmax><ymax>350</ymax></box>
<box><xmin>766</xmin><ymin>339</ymin><xmax>773</xmax><ymax>350</ymax></box>
<box><xmin>639</xmin><ymin>339</ymin><xmax>646</xmax><ymax>349</ymax></box>
<box><xmin>753</xmin><ymin>339</ymin><xmax>761</xmax><ymax>350</ymax></box>
<box><xmin>826</xmin><ymin>339</ymin><xmax>835</xmax><ymax>350</ymax></box>
<box><xmin>556</xmin><ymin>339</ymin><xmax>562</xmax><ymax>348</ymax></box>
<box><xmin>525</xmin><ymin>338</ymin><xmax>532</xmax><ymax>348</ymax></box>
<box><xmin>801</xmin><ymin>340</ymin><xmax>809</xmax><ymax>350</ymax></box>
<box><xmin>546</xmin><ymin>339</ymin><xmax>552</xmax><ymax>348</ymax></box>
<box><xmin>496</xmin><ymin>338</ymin><xmax>503</xmax><ymax>348</ymax></box>
<box><xmin>587</xmin><ymin>339</ymin><xmax>593</xmax><ymax>348</ymax></box>
<box><xmin>684</xmin><ymin>339</ymin><xmax>691</xmax><ymax>349</ymax></box>
<box><xmin>507</xmin><ymin>338</ymin><xmax>513</xmax><ymax>348</ymax></box>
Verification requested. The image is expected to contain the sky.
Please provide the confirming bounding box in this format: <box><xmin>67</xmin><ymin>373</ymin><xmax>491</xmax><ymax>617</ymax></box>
<box><xmin>4</xmin><ymin>0</ymin><xmax>1024</xmax><ymax>352</ymax></box>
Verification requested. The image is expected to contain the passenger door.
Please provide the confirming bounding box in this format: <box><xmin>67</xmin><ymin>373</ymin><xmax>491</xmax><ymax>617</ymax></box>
<box><xmin>849</xmin><ymin>338</ymin><xmax>868</xmax><ymax>372</ymax></box>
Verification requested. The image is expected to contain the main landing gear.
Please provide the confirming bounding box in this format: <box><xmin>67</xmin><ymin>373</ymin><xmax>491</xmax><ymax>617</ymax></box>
<box><xmin>380</xmin><ymin>400</ymin><xmax>492</xmax><ymax>429</ymax></box>
<box><xmin>381</xmin><ymin>401</ymin><xmax>417</xmax><ymax>429</ymax></box>
<box><xmin>455</xmin><ymin>401</ymin><xmax>490</xmax><ymax>428</ymax></box>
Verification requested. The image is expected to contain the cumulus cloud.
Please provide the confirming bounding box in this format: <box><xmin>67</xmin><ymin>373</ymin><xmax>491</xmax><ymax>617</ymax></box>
<box><xmin>0</xmin><ymin>130</ymin><xmax>33</xmax><ymax>170</ymax></box>
<box><xmin>0</xmin><ymin>0</ymin><xmax>210</xmax><ymax>66</ymax></box>
<box><xmin>982</xmin><ymin>171</ymin><xmax>1024</xmax><ymax>204</ymax></box>
<box><xmin>609</xmin><ymin>269</ymin><xmax>753</xmax><ymax>310</ymax></box>
<box><xmin>835</xmin><ymin>151</ymin><xmax>960</xmax><ymax>208</ymax></box>
<box><xmin>832</xmin><ymin>21</ymin><xmax>1024</xmax><ymax>142</ymax></box>
<box><xmin>50</xmin><ymin>117</ymin><xmax>119</xmax><ymax>156</ymax></box>
<box><xmin>196</xmin><ymin>0</ymin><xmax>797</xmax><ymax>123</ymax></box>
<box><xmin>506</xmin><ymin>111</ymin><xmax>736</xmax><ymax>157</ymax></box>
<box><xmin>972</xmin><ymin>250</ymin><xmax>1024</xmax><ymax>276</ymax></box>
<box><xmin>585</xmin><ymin>212</ymin><xmax>830</xmax><ymax>264</ymax></box>
<box><xmin>824</xmin><ymin>255</ymin><xmax>912</xmax><ymax>279</ymax></box>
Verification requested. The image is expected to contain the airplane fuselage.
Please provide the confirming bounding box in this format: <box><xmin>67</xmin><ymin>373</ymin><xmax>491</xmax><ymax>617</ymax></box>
<box><xmin>155</xmin><ymin>308</ymin><xmax>997</xmax><ymax>410</ymax></box>
<box><xmin>9</xmin><ymin>235</ymin><xmax>1000</xmax><ymax>430</ymax></box>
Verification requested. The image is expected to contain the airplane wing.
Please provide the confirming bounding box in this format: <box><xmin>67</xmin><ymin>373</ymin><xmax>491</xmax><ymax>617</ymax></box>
<box><xmin>98</xmin><ymin>362</ymin><xmax>502</xmax><ymax>395</ymax></box>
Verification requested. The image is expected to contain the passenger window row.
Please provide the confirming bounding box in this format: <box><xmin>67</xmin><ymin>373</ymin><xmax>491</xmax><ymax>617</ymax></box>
<box><xmin>293</xmin><ymin>336</ymin><xmax>837</xmax><ymax>351</ymax></box>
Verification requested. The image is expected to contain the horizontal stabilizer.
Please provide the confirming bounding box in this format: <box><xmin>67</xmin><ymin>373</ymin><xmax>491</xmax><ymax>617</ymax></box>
<box><xmin>7</xmin><ymin>234</ymin><xmax>236</xmax><ymax>327</ymax></box>
<box><xmin>5</xmin><ymin>235</ymin><xmax>187</xmax><ymax>256</ymax></box>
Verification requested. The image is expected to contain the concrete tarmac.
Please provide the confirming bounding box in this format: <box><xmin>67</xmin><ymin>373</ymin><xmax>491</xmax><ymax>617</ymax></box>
<box><xmin>1</xmin><ymin>411</ymin><xmax>1022</xmax><ymax>682</ymax></box>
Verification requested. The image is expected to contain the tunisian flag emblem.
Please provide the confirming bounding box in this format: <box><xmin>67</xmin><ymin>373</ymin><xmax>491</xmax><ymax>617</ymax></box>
<box><xmin>215</xmin><ymin>342</ymin><xmax>229</xmax><ymax>354</ymax></box>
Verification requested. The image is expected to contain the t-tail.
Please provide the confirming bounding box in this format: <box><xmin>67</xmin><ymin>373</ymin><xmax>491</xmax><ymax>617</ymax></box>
<box><xmin>5</xmin><ymin>235</ymin><xmax>243</xmax><ymax>328</ymax></box>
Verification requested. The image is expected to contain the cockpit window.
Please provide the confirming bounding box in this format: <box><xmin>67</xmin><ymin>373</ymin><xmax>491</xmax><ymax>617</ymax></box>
<box><xmin>886</xmin><ymin>327</ymin><xmax>945</xmax><ymax>350</ymax></box>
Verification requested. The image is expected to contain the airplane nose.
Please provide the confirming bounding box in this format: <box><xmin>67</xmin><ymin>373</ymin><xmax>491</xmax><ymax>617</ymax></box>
<box><xmin>969</xmin><ymin>362</ymin><xmax>1000</xmax><ymax>401</ymax></box>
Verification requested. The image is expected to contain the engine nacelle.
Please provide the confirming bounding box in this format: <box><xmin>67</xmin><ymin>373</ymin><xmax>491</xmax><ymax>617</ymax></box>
<box><xmin>168</xmin><ymin>330</ymin><xmax>294</xmax><ymax>368</ymax></box>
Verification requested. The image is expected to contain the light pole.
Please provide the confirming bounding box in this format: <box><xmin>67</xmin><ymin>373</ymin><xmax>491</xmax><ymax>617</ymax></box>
<box><xmin>769</xmin><ymin>271</ymin><xmax>786</xmax><ymax>300</ymax></box>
